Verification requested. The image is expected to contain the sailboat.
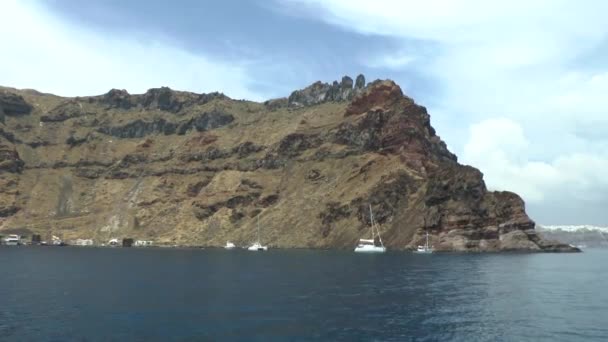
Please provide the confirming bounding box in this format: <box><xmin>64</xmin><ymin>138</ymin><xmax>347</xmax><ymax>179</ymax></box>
<box><xmin>414</xmin><ymin>231</ymin><xmax>433</xmax><ymax>253</ymax></box>
<box><xmin>354</xmin><ymin>205</ymin><xmax>386</xmax><ymax>253</ymax></box>
<box><xmin>248</xmin><ymin>214</ymin><xmax>268</xmax><ymax>251</ymax></box>
<box><xmin>224</xmin><ymin>241</ymin><xmax>236</xmax><ymax>249</ymax></box>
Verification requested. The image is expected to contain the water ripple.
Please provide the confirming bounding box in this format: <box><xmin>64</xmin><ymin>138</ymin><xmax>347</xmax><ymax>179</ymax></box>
<box><xmin>0</xmin><ymin>247</ymin><xmax>607</xmax><ymax>341</ymax></box>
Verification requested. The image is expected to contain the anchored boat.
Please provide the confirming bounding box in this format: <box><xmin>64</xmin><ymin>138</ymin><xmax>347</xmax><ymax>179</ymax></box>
<box><xmin>414</xmin><ymin>231</ymin><xmax>433</xmax><ymax>254</ymax></box>
<box><xmin>248</xmin><ymin>215</ymin><xmax>268</xmax><ymax>251</ymax></box>
<box><xmin>3</xmin><ymin>234</ymin><xmax>20</xmax><ymax>246</ymax></box>
<box><xmin>354</xmin><ymin>205</ymin><xmax>386</xmax><ymax>253</ymax></box>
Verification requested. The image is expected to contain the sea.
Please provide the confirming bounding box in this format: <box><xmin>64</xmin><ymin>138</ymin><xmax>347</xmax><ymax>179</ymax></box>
<box><xmin>1</xmin><ymin>247</ymin><xmax>607</xmax><ymax>341</ymax></box>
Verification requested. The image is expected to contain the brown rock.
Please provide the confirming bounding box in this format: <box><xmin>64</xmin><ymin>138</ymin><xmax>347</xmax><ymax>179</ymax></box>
<box><xmin>0</xmin><ymin>91</ymin><xmax>33</xmax><ymax>116</ymax></box>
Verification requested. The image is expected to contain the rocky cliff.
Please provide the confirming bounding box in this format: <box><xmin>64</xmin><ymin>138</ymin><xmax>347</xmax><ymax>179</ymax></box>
<box><xmin>0</xmin><ymin>78</ymin><xmax>576</xmax><ymax>251</ymax></box>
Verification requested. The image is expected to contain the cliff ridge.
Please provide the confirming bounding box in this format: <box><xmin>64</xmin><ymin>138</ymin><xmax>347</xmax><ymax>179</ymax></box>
<box><xmin>0</xmin><ymin>79</ymin><xmax>576</xmax><ymax>251</ymax></box>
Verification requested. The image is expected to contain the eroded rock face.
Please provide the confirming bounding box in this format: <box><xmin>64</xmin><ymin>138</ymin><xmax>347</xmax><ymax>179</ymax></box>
<box><xmin>100</xmin><ymin>89</ymin><xmax>134</xmax><ymax>109</ymax></box>
<box><xmin>0</xmin><ymin>77</ymin><xmax>575</xmax><ymax>252</ymax></box>
<box><xmin>198</xmin><ymin>92</ymin><xmax>229</xmax><ymax>105</ymax></box>
<box><xmin>0</xmin><ymin>91</ymin><xmax>33</xmax><ymax>116</ymax></box>
<box><xmin>407</xmin><ymin>163</ymin><xmax>553</xmax><ymax>252</ymax></box>
<box><xmin>98</xmin><ymin>118</ymin><xmax>177</xmax><ymax>138</ymax></box>
<box><xmin>345</xmin><ymin>79</ymin><xmax>405</xmax><ymax>116</ymax></box>
<box><xmin>41</xmin><ymin>100</ymin><xmax>85</xmax><ymax>122</ymax></box>
<box><xmin>94</xmin><ymin>87</ymin><xmax>227</xmax><ymax>113</ymax></box>
<box><xmin>0</xmin><ymin>142</ymin><xmax>24</xmax><ymax>173</ymax></box>
<box><xmin>177</xmin><ymin>110</ymin><xmax>234</xmax><ymax>135</ymax></box>
<box><xmin>97</xmin><ymin>110</ymin><xmax>234</xmax><ymax>138</ymax></box>
<box><xmin>332</xmin><ymin>81</ymin><xmax>457</xmax><ymax>162</ymax></box>
<box><xmin>141</xmin><ymin>87</ymin><xmax>184</xmax><ymax>113</ymax></box>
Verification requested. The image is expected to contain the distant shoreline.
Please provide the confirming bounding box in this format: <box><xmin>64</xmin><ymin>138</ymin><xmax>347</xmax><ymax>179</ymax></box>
<box><xmin>0</xmin><ymin>244</ymin><xmax>583</xmax><ymax>253</ymax></box>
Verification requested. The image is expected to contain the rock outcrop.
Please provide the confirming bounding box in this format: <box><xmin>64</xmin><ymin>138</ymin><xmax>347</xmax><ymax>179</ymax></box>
<box><xmin>99</xmin><ymin>89</ymin><xmax>134</xmax><ymax>110</ymax></box>
<box><xmin>0</xmin><ymin>91</ymin><xmax>33</xmax><ymax>116</ymax></box>
<box><xmin>0</xmin><ymin>141</ymin><xmax>24</xmax><ymax>173</ymax></box>
<box><xmin>41</xmin><ymin>100</ymin><xmax>85</xmax><ymax>122</ymax></box>
<box><xmin>141</xmin><ymin>87</ymin><xmax>186</xmax><ymax>113</ymax></box>
<box><xmin>97</xmin><ymin>110</ymin><xmax>234</xmax><ymax>138</ymax></box>
<box><xmin>0</xmin><ymin>76</ymin><xmax>576</xmax><ymax>252</ymax></box>
<box><xmin>287</xmin><ymin>74</ymin><xmax>366</xmax><ymax>107</ymax></box>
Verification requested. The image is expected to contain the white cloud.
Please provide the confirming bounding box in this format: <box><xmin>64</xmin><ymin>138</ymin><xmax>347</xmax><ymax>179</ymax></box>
<box><xmin>280</xmin><ymin>0</ymin><xmax>608</xmax><ymax>223</ymax></box>
<box><xmin>282</xmin><ymin>0</ymin><xmax>608</xmax><ymax>45</ymax></box>
<box><xmin>463</xmin><ymin>118</ymin><xmax>608</xmax><ymax>204</ymax></box>
<box><xmin>281</xmin><ymin>0</ymin><xmax>608</xmax><ymax>125</ymax></box>
<box><xmin>0</xmin><ymin>0</ymin><xmax>264</xmax><ymax>100</ymax></box>
<box><xmin>364</xmin><ymin>53</ymin><xmax>415</xmax><ymax>70</ymax></box>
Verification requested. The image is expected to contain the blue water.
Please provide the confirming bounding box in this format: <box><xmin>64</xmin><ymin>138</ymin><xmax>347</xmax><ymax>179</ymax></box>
<box><xmin>1</xmin><ymin>247</ymin><xmax>606</xmax><ymax>341</ymax></box>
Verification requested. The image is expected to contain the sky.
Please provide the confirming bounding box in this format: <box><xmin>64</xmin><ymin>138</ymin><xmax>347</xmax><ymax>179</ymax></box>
<box><xmin>1</xmin><ymin>0</ymin><xmax>607</xmax><ymax>225</ymax></box>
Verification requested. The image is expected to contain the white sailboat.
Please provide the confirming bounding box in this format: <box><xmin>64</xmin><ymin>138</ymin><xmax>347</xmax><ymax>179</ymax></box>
<box><xmin>224</xmin><ymin>241</ymin><xmax>236</xmax><ymax>249</ymax></box>
<box><xmin>354</xmin><ymin>205</ymin><xmax>386</xmax><ymax>253</ymax></box>
<box><xmin>248</xmin><ymin>215</ymin><xmax>268</xmax><ymax>251</ymax></box>
<box><xmin>415</xmin><ymin>231</ymin><xmax>433</xmax><ymax>253</ymax></box>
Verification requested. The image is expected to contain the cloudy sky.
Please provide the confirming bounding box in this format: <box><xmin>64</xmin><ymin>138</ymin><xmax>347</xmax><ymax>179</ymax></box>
<box><xmin>1</xmin><ymin>0</ymin><xmax>607</xmax><ymax>225</ymax></box>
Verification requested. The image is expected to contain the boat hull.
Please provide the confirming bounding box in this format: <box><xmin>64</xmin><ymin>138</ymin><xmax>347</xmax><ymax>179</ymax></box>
<box><xmin>354</xmin><ymin>246</ymin><xmax>386</xmax><ymax>253</ymax></box>
<box><xmin>247</xmin><ymin>243</ymin><xmax>268</xmax><ymax>251</ymax></box>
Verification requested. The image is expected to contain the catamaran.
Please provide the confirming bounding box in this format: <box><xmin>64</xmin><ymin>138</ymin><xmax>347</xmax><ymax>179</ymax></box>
<box><xmin>248</xmin><ymin>215</ymin><xmax>268</xmax><ymax>251</ymax></box>
<box><xmin>3</xmin><ymin>234</ymin><xmax>20</xmax><ymax>246</ymax></box>
<box><xmin>354</xmin><ymin>205</ymin><xmax>386</xmax><ymax>253</ymax></box>
<box><xmin>415</xmin><ymin>231</ymin><xmax>433</xmax><ymax>253</ymax></box>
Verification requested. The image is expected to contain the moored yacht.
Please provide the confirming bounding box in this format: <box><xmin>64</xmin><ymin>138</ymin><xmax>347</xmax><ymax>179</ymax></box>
<box><xmin>354</xmin><ymin>205</ymin><xmax>386</xmax><ymax>253</ymax></box>
<box><xmin>224</xmin><ymin>241</ymin><xmax>236</xmax><ymax>249</ymax></box>
<box><xmin>3</xmin><ymin>234</ymin><xmax>20</xmax><ymax>246</ymax></box>
<box><xmin>248</xmin><ymin>215</ymin><xmax>268</xmax><ymax>251</ymax></box>
<box><xmin>414</xmin><ymin>231</ymin><xmax>433</xmax><ymax>253</ymax></box>
<box><xmin>247</xmin><ymin>242</ymin><xmax>268</xmax><ymax>251</ymax></box>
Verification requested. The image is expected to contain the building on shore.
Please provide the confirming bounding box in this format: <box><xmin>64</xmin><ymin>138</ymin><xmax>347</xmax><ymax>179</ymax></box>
<box><xmin>134</xmin><ymin>240</ymin><xmax>153</xmax><ymax>247</ymax></box>
<box><xmin>74</xmin><ymin>239</ymin><xmax>94</xmax><ymax>246</ymax></box>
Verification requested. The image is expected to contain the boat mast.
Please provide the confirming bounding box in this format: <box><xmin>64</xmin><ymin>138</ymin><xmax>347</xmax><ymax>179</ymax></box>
<box><xmin>369</xmin><ymin>204</ymin><xmax>384</xmax><ymax>247</ymax></box>
<box><xmin>368</xmin><ymin>204</ymin><xmax>374</xmax><ymax>240</ymax></box>
<box><xmin>257</xmin><ymin>214</ymin><xmax>260</xmax><ymax>243</ymax></box>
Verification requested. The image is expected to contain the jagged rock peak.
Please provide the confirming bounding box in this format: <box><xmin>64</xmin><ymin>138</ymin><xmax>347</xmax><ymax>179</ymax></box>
<box><xmin>355</xmin><ymin>74</ymin><xmax>366</xmax><ymax>89</ymax></box>
<box><xmin>286</xmin><ymin>74</ymin><xmax>368</xmax><ymax>108</ymax></box>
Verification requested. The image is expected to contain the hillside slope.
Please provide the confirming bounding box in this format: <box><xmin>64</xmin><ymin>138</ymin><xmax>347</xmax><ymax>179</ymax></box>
<box><xmin>0</xmin><ymin>76</ymin><xmax>576</xmax><ymax>251</ymax></box>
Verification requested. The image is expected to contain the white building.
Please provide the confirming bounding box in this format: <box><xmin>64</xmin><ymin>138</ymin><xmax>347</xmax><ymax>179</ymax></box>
<box><xmin>134</xmin><ymin>240</ymin><xmax>153</xmax><ymax>247</ymax></box>
<box><xmin>74</xmin><ymin>239</ymin><xmax>94</xmax><ymax>246</ymax></box>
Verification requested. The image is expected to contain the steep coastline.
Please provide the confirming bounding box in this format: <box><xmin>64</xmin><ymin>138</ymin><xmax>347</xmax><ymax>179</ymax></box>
<box><xmin>0</xmin><ymin>77</ymin><xmax>577</xmax><ymax>252</ymax></box>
